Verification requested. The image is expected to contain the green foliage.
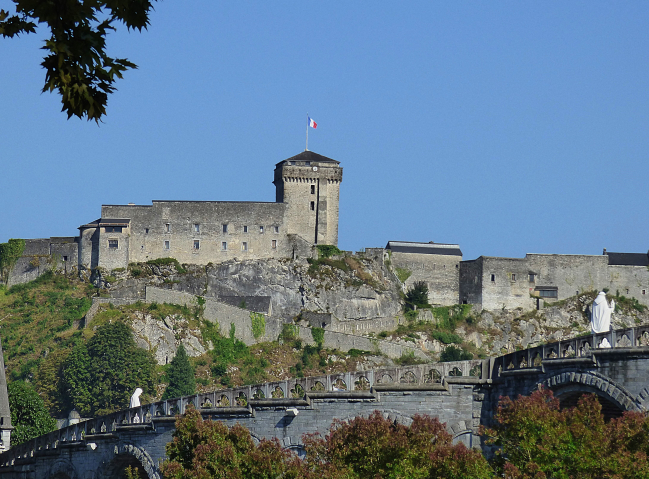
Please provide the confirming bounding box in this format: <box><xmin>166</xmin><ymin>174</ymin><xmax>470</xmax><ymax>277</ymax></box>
<box><xmin>0</xmin><ymin>273</ymin><xmax>93</xmax><ymax>382</ymax></box>
<box><xmin>483</xmin><ymin>389</ymin><xmax>649</xmax><ymax>479</ymax></box>
<box><xmin>316</xmin><ymin>244</ymin><xmax>343</xmax><ymax>258</ymax></box>
<box><xmin>62</xmin><ymin>322</ymin><xmax>156</xmax><ymax>416</ymax></box>
<box><xmin>162</xmin><ymin>344</ymin><xmax>196</xmax><ymax>401</ymax></box>
<box><xmin>34</xmin><ymin>349</ymin><xmax>70</xmax><ymax>416</ymax></box>
<box><xmin>614</xmin><ymin>291</ymin><xmax>647</xmax><ymax>313</ymax></box>
<box><xmin>8</xmin><ymin>382</ymin><xmax>56</xmax><ymax>446</ymax></box>
<box><xmin>202</xmin><ymin>322</ymin><xmax>266</xmax><ymax>387</ymax></box>
<box><xmin>404</xmin><ymin>281</ymin><xmax>430</xmax><ymax>310</ymax></box>
<box><xmin>301</xmin><ymin>410</ymin><xmax>493</xmax><ymax>479</ymax></box>
<box><xmin>250</xmin><ymin>312</ymin><xmax>266</xmax><ymax>340</ymax></box>
<box><xmin>280</xmin><ymin>323</ymin><xmax>300</xmax><ymax>342</ymax></box>
<box><xmin>161</xmin><ymin>406</ymin><xmax>296</xmax><ymax>478</ymax></box>
<box><xmin>0</xmin><ymin>2</ymin><xmax>157</xmax><ymax>121</ymax></box>
<box><xmin>440</xmin><ymin>345</ymin><xmax>473</xmax><ymax>362</ymax></box>
<box><xmin>431</xmin><ymin>330</ymin><xmax>463</xmax><ymax>344</ymax></box>
<box><xmin>307</xmin><ymin>257</ymin><xmax>350</xmax><ymax>276</ymax></box>
<box><xmin>346</xmin><ymin>348</ymin><xmax>371</xmax><ymax>358</ymax></box>
<box><xmin>394</xmin><ymin>351</ymin><xmax>426</xmax><ymax>365</ymax></box>
<box><xmin>146</xmin><ymin>257</ymin><xmax>187</xmax><ymax>274</ymax></box>
<box><xmin>394</xmin><ymin>266</ymin><xmax>412</xmax><ymax>283</ymax></box>
<box><xmin>0</xmin><ymin>239</ymin><xmax>25</xmax><ymax>285</ymax></box>
<box><xmin>431</xmin><ymin>304</ymin><xmax>473</xmax><ymax>330</ymax></box>
<box><xmin>311</xmin><ymin>327</ymin><xmax>325</xmax><ymax>348</ymax></box>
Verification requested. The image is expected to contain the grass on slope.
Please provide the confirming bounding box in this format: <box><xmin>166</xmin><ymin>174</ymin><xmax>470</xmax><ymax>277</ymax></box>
<box><xmin>0</xmin><ymin>272</ymin><xmax>94</xmax><ymax>382</ymax></box>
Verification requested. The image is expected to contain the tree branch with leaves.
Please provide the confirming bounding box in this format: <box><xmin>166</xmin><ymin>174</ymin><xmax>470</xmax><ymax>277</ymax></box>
<box><xmin>0</xmin><ymin>0</ymin><xmax>157</xmax><ymax>122</ymax></box>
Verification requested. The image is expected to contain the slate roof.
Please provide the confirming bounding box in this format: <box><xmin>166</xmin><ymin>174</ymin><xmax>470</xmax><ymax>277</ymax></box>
<box><xmin>605</xmin><ymin>252</ymin><xmax>649</xmax><ymax>266</ymax></box>
<box><xmin>78</xmin><ymin>219</ymin><xmax>131</xmax><ymax>229</ymax></box>
<box><xmin>277</xmin><ymin>150</ymin><xmax>339</xmax><ymax>166</ymax></box>
<box><xmin>386</xmin><ymin>241</ymin><xmax>462</xmax><ymax>256</ymax></box>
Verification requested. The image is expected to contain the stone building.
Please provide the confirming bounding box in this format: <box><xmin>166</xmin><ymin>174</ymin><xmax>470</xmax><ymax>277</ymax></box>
<box><xmin>459</xmin><ymin>250</ymin><xmax>649</xmax><ymax>311</ymax></box>
<box><xmin>386</xmin><ymin>241</ymin><xmax>463</xmax><ymax>306</ymax></box>
<box><xmin>77</xmin><ymin>151</ymin><xmax>343</xmax><ymax>271</ymax></box>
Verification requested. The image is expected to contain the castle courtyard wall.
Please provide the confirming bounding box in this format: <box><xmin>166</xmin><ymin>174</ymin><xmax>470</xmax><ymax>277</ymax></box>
<box><xmin>390</xmin><ymin>251</ymin><xmax>461</xmax><ymax>306</ymax></box>
<box><xmin>101</xmin><ymin>201</ymin><xmax>290</xmax><ymax>269</ymax></box>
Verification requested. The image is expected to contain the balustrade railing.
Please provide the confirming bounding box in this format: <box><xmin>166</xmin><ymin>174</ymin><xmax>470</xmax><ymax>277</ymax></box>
<box><xmin>494</xmin><ymin>324</ymin><xmax>649</xmax><ymax>378</ymax></box>
<box><xmin>0</xmin><ymin>360</ymin><xmax>484</xmax><ymax>467</ymax></box>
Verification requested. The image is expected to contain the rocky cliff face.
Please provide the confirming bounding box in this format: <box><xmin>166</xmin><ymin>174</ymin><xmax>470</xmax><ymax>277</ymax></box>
<box><xmin>459</xmin><ymin>292</ymin><xmax>649</xmax><ymax>355</ymax></box>
<box><xmin>108</xmin><ymin>252</ymin><xmax>402</xmax><ymax>323</ymax></box>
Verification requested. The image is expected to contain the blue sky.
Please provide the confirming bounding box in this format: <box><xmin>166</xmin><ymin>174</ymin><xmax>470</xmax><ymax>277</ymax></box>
<box><xmin>2</xmin><ymin>1</ymin><xmax>649</xmax><ymax>260</ymax></box>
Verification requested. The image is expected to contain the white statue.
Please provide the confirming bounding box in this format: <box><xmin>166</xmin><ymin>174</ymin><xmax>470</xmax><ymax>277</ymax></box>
<box><xmin>129</xmin><ymin>388</ymin><xmax>143</xmax><ymax>408</ymax></box>
<box><xmin>591</xmin><ymin>292</ymin><xmax>615</xmax><ymax>334</ymax></box>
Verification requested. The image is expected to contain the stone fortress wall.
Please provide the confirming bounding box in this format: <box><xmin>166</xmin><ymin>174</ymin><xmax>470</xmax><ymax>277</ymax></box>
<box><xmin>5</xmin><ymin>148</ymin><xmax>649</xmax><ymax>315</ymax></box>
<box><xmin>76</xmin><ymin>150</ymin><xmax>342</xmax><ymax>272</ymax></box>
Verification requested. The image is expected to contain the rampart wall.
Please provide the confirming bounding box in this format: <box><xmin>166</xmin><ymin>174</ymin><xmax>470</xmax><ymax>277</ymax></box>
<box><xmin>390</xmin><ymin>251</ymin><xmax>461</xmax><ymax>306</ymax></box>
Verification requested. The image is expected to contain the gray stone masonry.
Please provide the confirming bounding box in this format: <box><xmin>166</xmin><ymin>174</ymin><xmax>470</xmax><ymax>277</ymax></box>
<box><xmin>5</xmin><ymin>324</ymin><xmax>649</xmax><ymax>478</ymax></box>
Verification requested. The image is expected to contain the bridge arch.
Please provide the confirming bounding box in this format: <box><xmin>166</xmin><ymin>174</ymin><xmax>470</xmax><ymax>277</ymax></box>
<box><xmin>48</xmin><ymin>458</ymin><xmax>79</xmax><ymax>479</ymax></box>
<box><xmin>95</xmin><ymin>443</ymin><xmax>160</xmax><ymax>479</ymax></box>
<box><xmin>535</xmin><ymin>371</ymin><xmax>642</xmax><ymax>419</ymax></box>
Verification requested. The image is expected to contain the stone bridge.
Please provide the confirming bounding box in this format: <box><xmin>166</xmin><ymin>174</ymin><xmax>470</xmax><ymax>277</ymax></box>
<box><xmin>3</xmin><ymin>324</ymin><xmax>649</xmax><ymax>478</ymax></box>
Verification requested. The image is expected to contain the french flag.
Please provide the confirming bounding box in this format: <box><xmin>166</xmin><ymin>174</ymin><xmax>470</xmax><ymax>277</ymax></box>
<box><xmin>308</xmin><ymin>116</ymin><xmax>317</xmax><ymax>129</ymax></box>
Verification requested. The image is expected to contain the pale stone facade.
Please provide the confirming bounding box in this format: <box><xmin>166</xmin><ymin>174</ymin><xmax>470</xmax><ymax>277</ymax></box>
<box><xmin>77</xmin><ymin>151</ymin><xmax>343</xmax><ymax>271</ymax></box>
<box><xmin>459</xmin><ymin>252</ymin><xmax>649</xmax><ymax>311</ymax></box>
<box><xmin>386</xmin><ymin>241</ymin><xmax>462</xmax><ymax>307</ymax></box>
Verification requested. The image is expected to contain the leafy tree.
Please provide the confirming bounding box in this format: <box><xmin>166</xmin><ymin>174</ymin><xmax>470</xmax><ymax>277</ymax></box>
<box><xmin>440</xmin><ymin>344</ymin><xmax>473</xmax><ymax>362</ymax></box>
<box><xmin>8</xmin><ymin>381</ymin><xmax>56</xmax><ymax>445</ymax></box>
<box><xmin>0</xmin><ymin>1</ymin><xmax>157</xmax><ymax>122</ymax></box>
<box><xmin>404</xmin><ymin>281</ymin><xmax>430</xmax><ymax>311</ymax></box>
<box><xmin>161</xmin><ymin>406</ymin><xmax>298</xmax><ymax>479</ymax></box>
<box><xmin>62</xmin><ymin>321</ymin><xmax>156</xmax><ymax>416</ymax></box>
<box><xmin>300</xmin><ymin>410</ymin><xmax>493</xmax><ymax>479</ymax></box>
<box><xmin>483</xmin><ymin>388</ymin><xmax>649</xmax><ymax>479</ymax></box>
<box><xmin>162</xmin><ymin>344</ymin><xmax>196</xmax><ymax>401</ymax></box>
<box><xmin>34</xmin><ymin>349</ymin><xmax>71</xmax><ymax>415</ymax></box>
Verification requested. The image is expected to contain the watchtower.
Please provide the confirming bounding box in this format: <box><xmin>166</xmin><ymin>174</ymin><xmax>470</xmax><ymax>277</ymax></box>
<box><xmin>273</xmin><ymin>151</ymin><xmax>343</xmax><ymax>246</ymax></box>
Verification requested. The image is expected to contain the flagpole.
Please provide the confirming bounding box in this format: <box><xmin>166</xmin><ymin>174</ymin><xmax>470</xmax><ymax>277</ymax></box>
<box><xmin>305</xmin><ymin>113</ymin><xmax>309</xmax><ymax>151</ymax></box>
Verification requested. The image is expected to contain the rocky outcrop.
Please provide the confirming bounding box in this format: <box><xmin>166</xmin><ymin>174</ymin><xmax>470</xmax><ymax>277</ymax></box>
<box><xmin>108</xmin><ymin>253</ymin><xmax>402</xmax><ymax>323</ymax></box>
<box><xmin>131</xmin><ymin>311</ymin><xmax>206</xmax><ymax>365</ymax></box>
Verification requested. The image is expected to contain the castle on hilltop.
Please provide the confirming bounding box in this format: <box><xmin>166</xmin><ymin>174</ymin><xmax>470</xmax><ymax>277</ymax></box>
<box><xmin>6</xmin><ymin>150</ymin><xmax>649</xmax><ymax>314</ymax></box>
<box><xmin>76</xmin><ymin>150</ymin><xmax>342</xmax><ymax>271</ymax></box>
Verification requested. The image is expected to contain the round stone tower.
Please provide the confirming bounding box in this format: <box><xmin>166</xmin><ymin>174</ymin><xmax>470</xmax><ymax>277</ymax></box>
<box><xmin>273</xmin><ymin>151</ymin><xmax>343</xmax><ymax>246</ymax></box>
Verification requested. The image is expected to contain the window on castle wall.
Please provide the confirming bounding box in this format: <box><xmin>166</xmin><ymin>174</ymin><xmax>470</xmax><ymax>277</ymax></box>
<box><xmin>310</xmin><ymin>201</ymin><xmax>315</xmax><ymax>211</ymax></box>
<box><xmin>193</xmin><ymin>240</ymin><xmax>200</xmax><ymax>250</ymax></box>
<box><xmin>242</xmin><ymin>242</ymin><xmax>248</xmax><ymax>251</ymax></box>
<box><xmin>165</xmin><ymin>223</ymin><xmax>171</xmax><ymax>233</ymax></box>
<box><xmin>272</xmin><ymin>240</ymin><xmax>277</xmax><ymax>249</ymax></box>
<box><xmin>274</xmin><ymin>226</ymin><xmax>279</xmax><ymax>233</ymax></box>
<box><xmin>108</xmin><ymin>240</ymin><xmax>118</xmax><ymax>249</ymax></box>
<box><xmin>164</xmin><ymin>240</ymin><xmax>170</xmax><ymax>250</ymax></box>
<box><xmin>311</xmin><ymin>185</ymin><xmax>315</xmax><ymax>194</ymax></box>
<box><xmin>105</xmin><ymin>226</ymin><xmax>123</xmax><ymax>233</ymax></box>
<box><xmin>643</xmin><ymin>290</ymin><xmax>646</xmax><ymax>295</ymax></box>
<box><xmin>490</xmin><ymin>274</ymin><xmax>495</xmax><ymax>282</ymax></box>
<box><xmin>222</xmin><ymin>242</ymin><xmax>227</xmax><ymax>251</ymax></box>
<box><xmin>194</xmin><ymin>224</ymin><xmax>200</xmax><ymax>233</ymax></box>
<box><xmin>222</xmin><ymin>224</ymin><xmax>228</xmax><ymax>233</ymax></box>
<box><xmin>529</xmin><ymin>274</ymin><xmax>535</xmax><ymax>282</ymax></box>
<box><xmin>260</xmin><ymin>226</ymin><xmax>264</xmax><ymax>233</ymax></box>
<box><xmin>145</xmin><ymin>228</ymin><xmax>149</xmax><ymax>234</ymax></box>
<box><xmin>243</xmin><ymin>225</ymin><xmax>248</xmax><ymax>233</ymax></box>
<box><xmin>63</xmin><ymin>256</ymin><xmax>68</xmax><ymax>262</ymax></box>
<box><xmin>511</xmin><ymin>274</ymin><xmax>516</xmax><ymax>281</ymax></box>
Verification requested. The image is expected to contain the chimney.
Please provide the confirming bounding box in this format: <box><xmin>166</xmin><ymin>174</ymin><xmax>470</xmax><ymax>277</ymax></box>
<box><xmin>603</xmin><ymin>248</ymin><xmax>607</xmax><ymax>255</ymax></box>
